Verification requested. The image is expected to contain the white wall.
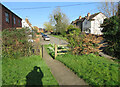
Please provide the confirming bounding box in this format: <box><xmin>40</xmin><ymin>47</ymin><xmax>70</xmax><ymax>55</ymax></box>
<box><xmin>22</xmin><ymin>19</ymin><xmax>32</xmax><ymax>31</ymax></box>
<box><xmin>82</xmin><ymin>13</ymin><xmax>107</xmax><ymax>35</ymax></box>
<box><xmin>22</xmin><ymin>19</ymin><xmax>32</xmax><ymax>39</ymax></box>
<box><xmin>91</xmin><ymin>13</ymin><xmax>107</xmax><ymax>35</ymax></box>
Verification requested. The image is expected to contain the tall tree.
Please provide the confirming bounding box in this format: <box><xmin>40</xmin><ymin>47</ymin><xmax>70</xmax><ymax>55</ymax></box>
<box><xmin>49</xmin><ymin>7</ymin><xmax>69</xmax><ymax>34</ymax></box>
<box><xmin>118</xmin><ymin>1</ymin><xmax>120</xmax><ymax>17</ymax></box>
<box><xmin>43</xmin><ymin>22</ymin><xmax>54</xmax><ymax>32</ymax></box>
<box><xmin>98</xmin><ymin>0</ymin><xmax>118</xmax><ymax>17</ymax></box>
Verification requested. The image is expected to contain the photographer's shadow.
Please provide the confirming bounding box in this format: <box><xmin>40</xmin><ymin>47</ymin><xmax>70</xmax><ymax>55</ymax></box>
<box><xmin>26</xmin><ymin>66</ymin><xmax>43</xmax><ymax>86</ymax></box>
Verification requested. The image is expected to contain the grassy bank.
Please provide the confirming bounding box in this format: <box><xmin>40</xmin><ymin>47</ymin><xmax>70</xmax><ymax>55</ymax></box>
<box><xmin>50</xmin><ymin>34</ymin><xmax>67</xmax><ymax>41</ymax></box>
<box><xmin>2</xmin><ymin>55</ymin><xmax>58</xmax><ymax>86</ymax></box>
<box><xmin>45</xmin><ymin>44</ymin><xmax>119</xmax><ymax>85</ymax></box>
<box><xmin>56</xmin><ymin>54</ymin><xmax>119</xmax><ymax>86</ymax></box>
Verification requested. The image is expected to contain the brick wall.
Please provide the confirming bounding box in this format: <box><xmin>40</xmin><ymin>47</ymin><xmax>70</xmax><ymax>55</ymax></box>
<box><xmin>2</xmin><ymin>4</ymin><xmax>22</xmax><ymax>30</ymax></box>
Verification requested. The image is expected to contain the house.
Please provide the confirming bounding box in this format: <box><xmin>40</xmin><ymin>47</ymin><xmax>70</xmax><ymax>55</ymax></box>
<box><xmin>0</xmin><ymin>3</ymin><xmax>22</xmax><ymax>31</ymax></box>
<box><xmin>71</xmin><ymin>12</ymin><xmax>107</xmax><ymax>35</ymax></box>
<box><xmin>22</xmin><ymin>18</ymin><xmax>32</xmax><ymax>32</ymax></box>
<box><xmin>22</xmin><ymin>18</ymin><xmax>34</xmax><ymax>39</ymax></box>
<box><xmin>39</xmin><ymin>28</ymin><xmax>45</xmax><ymax>33</ymax></box>
<box><xmin>82</xmin><ymin>12</ymin><xmax>107</xmax><ymax>35</ymax></box>
<box><xmin>71</xmin><ymin>16</ymin><xmax>85</xmax><ymax>32</ymax></box>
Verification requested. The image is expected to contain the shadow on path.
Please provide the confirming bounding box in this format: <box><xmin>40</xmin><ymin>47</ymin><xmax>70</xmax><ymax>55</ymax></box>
<box><xmin>26</xmin><ymin>66</ymin><xmax>43</xmax><ymax>87</ymax></box>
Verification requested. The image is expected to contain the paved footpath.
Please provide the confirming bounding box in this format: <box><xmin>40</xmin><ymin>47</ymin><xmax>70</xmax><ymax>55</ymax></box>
<box><xmin>42</xmin><ymin>47</ymin><xmax>88</xmax><ymax>86</ymax></box>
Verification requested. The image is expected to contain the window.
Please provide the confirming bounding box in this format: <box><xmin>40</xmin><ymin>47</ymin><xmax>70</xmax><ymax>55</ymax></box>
<box><xmin>18</xmin><ymin>19</ymin><xmax>21</xmax><ymax>26</ymax></box>
<box><xmin>14</xmin><ymin>17</ymin><xmax>16</xmax><ymax>24</ymax></box>
<box><xmin>5</xmin><ymin>12</ymin><xmax>9</xmax><ymax>23</ymax></box>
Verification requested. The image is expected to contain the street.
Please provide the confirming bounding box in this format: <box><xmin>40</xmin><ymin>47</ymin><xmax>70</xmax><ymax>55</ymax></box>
<box><xmin>40</xmin><ymin>35</ymin><xmax>68</xmax><ymax>45</ymax></box>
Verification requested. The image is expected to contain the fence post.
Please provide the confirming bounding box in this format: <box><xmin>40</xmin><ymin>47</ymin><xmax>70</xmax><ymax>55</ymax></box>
<box><xmin>55</xmin><ymin>44</ymin><xmax>57</xmax><ymax>58</ymax></box>
<box><xmin>40</xmin><ymin>45</ymin><xmax>42</xmax><ymax>58</ymax></box>
<box><xmin>29</xmin><ymin>47</ymin><xmax>31</xmax><ymax>56</ymax></box>
<box><xmin>42</xmin><ymin>45</ymin><xmax>43</xmax><ymax>58</ymax></box>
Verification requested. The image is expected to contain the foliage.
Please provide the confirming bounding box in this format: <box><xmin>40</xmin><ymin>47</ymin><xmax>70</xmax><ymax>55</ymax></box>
<box><xmin>56</xmin><ymin>54</ymin><xmax>119</xmax><ymax>86</ymax></box>
<box><xmin>2</xmin><ymin>28</ymin><xmax>32</xmax><ymax>58</ymax></box>
<box><xmin>43</xmin><ymin>22</ymin><xmax>54</xmax><ymax>32</ymax></box>
<box><xmin>101</xmin><ymin>16</ymin><xmax>120</xmax><ymax>58</ymax></box>
<box><xmin>33</xmin><ymin>26</ymin><xmax>39</xmax><ymax>31</ymax></box>
<box><xmin>44</xmin><ymin>44</ymin><xmax>69</xmax><ymax>58</ymax></box>
<box><xmin>66</xmin><ymin>24</ymin><xmax>74</xmax><ymax>30</ymax></box>
<box><xmin>66</xmin><ymin>26</ymin><xmax>80</xmax><ymax>34</ymax></box>
<box><xmin>2</xmin><ymin>55</ymin><xmax>58</xmax><ymax>85</ymax></box>
<box><xmin>49</xmin><ymin>7</ymin><xmax>69</xmax><ymax>35</ymax></box>
<box><xmin>67</xmin><ymin>28</ymin><xmax>103</xmax><ymax>55</ymax></box>
<box><xmin>50</xmin><ymin>34</ymin><xmax>67</xmax><ymax>40</ymax></box>
<box><xmin>45</xmin><ymin>44</ymin><xmax>55</xmax><ymax>58</ymax></box>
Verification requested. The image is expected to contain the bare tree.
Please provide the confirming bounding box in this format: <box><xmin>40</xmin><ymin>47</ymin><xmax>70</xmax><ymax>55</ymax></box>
<box><xmin>98</xmin><ymin>0</ymin><xmax>118</xmax><ymax>17</ymax></box>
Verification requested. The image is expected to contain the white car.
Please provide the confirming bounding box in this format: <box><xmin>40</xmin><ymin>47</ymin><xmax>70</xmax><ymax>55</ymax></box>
<box><xmin>44</xmin><ymin>36</ymin><xmax>50</xmax><ymax>41</ymax></box>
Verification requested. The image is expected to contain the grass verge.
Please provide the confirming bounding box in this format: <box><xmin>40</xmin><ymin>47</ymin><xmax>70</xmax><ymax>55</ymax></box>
<box><xmin>2</xmin><ymin>55</ymin><xmax>58</xmax><ymax>86</ymax></box>
<box><xmin>56</xmin><ymin>54</ymin><xmax>119</xmax><ymax>86</ymax></box>
<box><xmin>50</xmin><ymin>34</ymin><xmax>67</xmax><ymax>41</ymax></box>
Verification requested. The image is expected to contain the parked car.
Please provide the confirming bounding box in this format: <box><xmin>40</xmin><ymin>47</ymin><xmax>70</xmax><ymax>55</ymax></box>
<box><xmin>42</xmin><ymin>34</ymin><xmax>47</xmax><ymax>38</ymax></box>
<box><xmin>41</xmin><ymin>33</ymin><xmax>44</xmax><ymax>35</ymax></box>
<box><xmin>43</xmin><ymin>36</ymin><xmax>50</xmax><ymax>41</ymax></box>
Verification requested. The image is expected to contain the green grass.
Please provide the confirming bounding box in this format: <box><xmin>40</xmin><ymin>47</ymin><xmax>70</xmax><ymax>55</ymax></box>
<box><xmin>2</xmin><ymin>55</ymin><xmax>58</xmax><ymax>86</ymax></box>
<box><xmin>56</xmin><ymin>54</ymin><xmax>119</xmax><ymax>86</ymax></box>
<box><xmin>50</xmin><ymin>34</ymin><xmax>67</xmax><ymax>41</ymax></box>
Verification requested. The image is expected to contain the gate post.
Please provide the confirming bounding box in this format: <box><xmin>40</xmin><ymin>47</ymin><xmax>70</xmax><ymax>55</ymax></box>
<box><xmin>55</xmin><ymin>44</ymin><xmax>57</xmax><ymax>59</ymax></box>
<box><xmin>40</xmin><ymin>45</ymin><xmax>42</xmax><ymax>58</ymax></box>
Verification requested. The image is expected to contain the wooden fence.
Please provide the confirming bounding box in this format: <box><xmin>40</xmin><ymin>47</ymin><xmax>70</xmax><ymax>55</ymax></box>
<box><xmin>29</xmin><ymin>45</ymin><xmax>43</xmax><ymax>58</ymax></box>
<box><xmin>55</xmin><ymin>44</ymin><xmax>68</xmax><ymax>58</ymax></box>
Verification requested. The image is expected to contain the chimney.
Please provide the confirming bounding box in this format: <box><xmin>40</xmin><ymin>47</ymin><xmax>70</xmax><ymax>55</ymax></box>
<box><xmin>79</xmin><ymin>16</ymin><xmax>82</xmax><ymax>19</ymax></box>
<box><xmin>87</xmin><ymin>13</ymin><xmax>91</xmax><ymax>18</ymax></box>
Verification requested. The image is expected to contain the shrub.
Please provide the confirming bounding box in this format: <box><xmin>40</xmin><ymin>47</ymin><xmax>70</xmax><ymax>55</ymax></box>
<box><xmin>101</xmin><ymin>16</ymin><xmax>120</xmax><ymax>58</ymax></box>
<box><xmin>67</xmin><ymin>28</ymin><xmax>104</xmax><ymax>55</ymax></box>
<box><xmin>2</xmin><ymin>28</ymin><xmax>32</xmax><ymax>58</ymax></box>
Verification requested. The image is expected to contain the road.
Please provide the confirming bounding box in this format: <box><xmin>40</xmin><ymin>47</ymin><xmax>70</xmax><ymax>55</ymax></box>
<box><xmin>40</xmin><ymin>35</ymin><xmax>68</xmax><ymax>45</ymax></box>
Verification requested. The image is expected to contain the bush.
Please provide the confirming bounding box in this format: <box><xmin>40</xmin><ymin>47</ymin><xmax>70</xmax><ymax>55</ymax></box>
<box><xmin>67</xmin><ymin>28</ymin><xmax>104</xmax><ymax>55</ymax></box>
<box><xmin>66</xmin><ymin>26</ymin><xmax>80</xmax><ymax>34</ymax></box>
<box><xmin>2</xmin><ymin>28</ymin><xmax>32</xmax><ymax>58</ymax></box>
<box><xmin>101</xmin><ymin>16</ymin><xmax>120</xmax><ymax>58</ymax></box>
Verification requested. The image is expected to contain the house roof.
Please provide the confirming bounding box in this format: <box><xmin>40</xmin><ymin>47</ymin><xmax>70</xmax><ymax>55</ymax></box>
<box><xmin>88</xmin><ymin>12</ymin><xmax>100</xmax><ymax>20</ymax></box>
<box><xmin>87</xmin><ymin>12</ymin><xmax>107</xmax><ymax>21</ymax></box>
<box><xmin>71</xmin><ymin>17</ymin><xmax>85</xmax><ymax>24</ymax></box>
<box><xmin>0</xmin><ymin>3</ymin><xmax>22</xmax><ymax>20</ymax></box>
<box><xmin>71</xmin><ymin>12</ymin><xmax>107</xmax><ymax>24</ymax></box>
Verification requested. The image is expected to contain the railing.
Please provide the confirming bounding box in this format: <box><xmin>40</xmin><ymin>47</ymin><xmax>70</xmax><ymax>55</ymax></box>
<box><xmin>55</xmin><ymin>44</ymin><xmax>68</xmax><ymax>58</ymax></box>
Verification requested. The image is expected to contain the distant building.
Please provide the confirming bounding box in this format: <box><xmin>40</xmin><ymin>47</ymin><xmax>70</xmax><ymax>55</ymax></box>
<box><xmin>72</xmin><ymin>12</ymin><xmax>107</xmax><ymax>35</ymax></box>
<box><xmin>0</xmin><ymin>3</ymin><xmax>22</xmax><ymax>31</ymax></box>
<box><xmin>39</xmin><ymin>28</ymin><xmax>45</xmax><ymax>33</ymax></box>
<box><xmin>22</xmin><ymin>18</ymin><xmax>32</xmax><ymax>32</ymax></box>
